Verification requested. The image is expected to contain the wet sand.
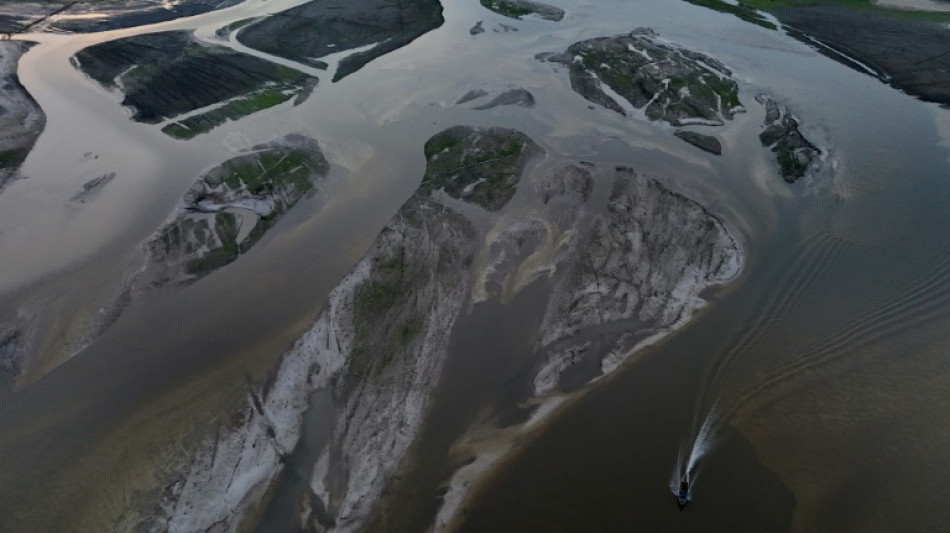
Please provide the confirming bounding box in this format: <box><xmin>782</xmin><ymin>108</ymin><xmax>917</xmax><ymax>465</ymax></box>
<box><xmin>0</xmin><ymin>0</ymin><xmax>949</xmax><ymax>530</ymax></box>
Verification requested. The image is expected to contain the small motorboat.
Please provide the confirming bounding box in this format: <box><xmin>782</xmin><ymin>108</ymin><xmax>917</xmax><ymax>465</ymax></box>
<box><xmin>677</xmin><ymin>480</ymin><xmax>690</xmax><ymax>507</ymax></box>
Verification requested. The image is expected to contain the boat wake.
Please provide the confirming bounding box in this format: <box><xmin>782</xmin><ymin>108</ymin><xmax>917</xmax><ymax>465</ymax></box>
<box><xmin>670</xmin><ymin>403</ymin><xmax>720</xmax><ymax>505</ymax></box>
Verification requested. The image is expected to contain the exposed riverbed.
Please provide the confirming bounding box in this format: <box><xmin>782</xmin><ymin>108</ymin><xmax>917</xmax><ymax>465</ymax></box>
<box><xmin>0</xmin><ymin>0</ymin><xmax>949</xmax><ymax>531</ymax></box>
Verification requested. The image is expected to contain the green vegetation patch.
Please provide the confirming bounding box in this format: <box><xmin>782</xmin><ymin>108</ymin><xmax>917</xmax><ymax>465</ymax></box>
<box><xmin>185</xmin><ymin>213</ymin><xmax>239</xmax><ymax>275</ymax></box>
<box><xmin>75</xmin><ymin>31</ymin><xmax>315</xmax><ymax>127</ymax></box>
<box><xmin>161</xmin><ymin>87</ymin><xmax>294</xmax><ymax>140</ymax></box>
<box><xmin>0</xmin><ymin>148</ymin><xmax>30</xmax><ymax>169</ymax></box>
<box><xmin>756</xmin><ymin>95</ymin><xmax>820</xmax><ymax>183</ymax></box>
<box><xmin>420</xmin><ymin>126</ymin><xmax>542</xmax><ymax>211</ymax></box>
<box><xmin>213</xmin><ymin>147</ymin><xmax>317</xmax><ymax>194</ymax></box>
<box><xmin>153</xmin><ymin>135</ymin><xmax>329</xmax><ymax>282</ymax></box>
<box><xmin>562</xmin><ymin>31</ymin><xmax>742</xmax><ymax>126</ymax></box>
<box><xmin>349</xmin><ymin>241</ymin><xmax>425</xmax><ymax>379</ymax></box>
<box><xmin>345</xmin><ymin>199</ymin><xmax>476</xmax><ymax>384</ymax></box>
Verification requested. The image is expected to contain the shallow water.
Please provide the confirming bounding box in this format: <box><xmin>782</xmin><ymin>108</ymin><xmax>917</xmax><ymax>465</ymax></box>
<box><xmin>0</xmin><ymin>0</ymin><xmax>948</xmax><ymax>530</ymax></box>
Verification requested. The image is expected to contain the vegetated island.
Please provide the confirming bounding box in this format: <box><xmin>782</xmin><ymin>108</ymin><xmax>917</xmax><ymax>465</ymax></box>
<box><xmin>479</xmin><ymin>0</ymin><xmax>565</xmax><ymax>21</ymax></box>
<box><xmin>756</xmin><ymin>94</ymin><xmax>822</xmax><ymax>183</ymax></box>
<box><xmin>127</xmin><ymin>125</ymin><xmax>741</xmax><ymax>533</ymax></box>
<box><xmin>543</xmin><ymin>28</ymin><xmax>744</xmax><ymax>126</ymax></box>
<box><xmin>544</xmin><ymin>29</ymin><xmax>823</xmax><ymax>182</ymax></box>
<box><xmin>0</xmin><ymin>41</ymin><xmax>45</xmax><ymax>191</ymax></box>
<box><xmin>236</xmin><ymin>0</ymin><xmax>444</xmax><ymax>81</ymax></box>
<box><xmin>73</xmin><ymin>31</ymin><xmax>315</xmax><ymax>139</ymax></box>
<box><xmin>145</xmin><ymin>134</ymin><xmax>330</xmax><ymax>286</ymax></box>
<box><xmin>683</xmin><ymin>0</ymin><xmax>950</xmax><ymax>106</ymax></box>
<box><xmin>0</xmin><ymin>134</ymin><xmax>328</xmax><ymax>394</ymax></box>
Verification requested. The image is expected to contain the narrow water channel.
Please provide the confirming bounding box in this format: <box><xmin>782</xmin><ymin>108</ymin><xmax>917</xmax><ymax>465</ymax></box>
<box><xmin>0</xmin><ymin>0</ymin><xmax>948</xmax><ymax>530</ymax></box>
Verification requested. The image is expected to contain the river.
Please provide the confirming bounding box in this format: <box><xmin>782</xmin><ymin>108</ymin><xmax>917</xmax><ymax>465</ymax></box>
<box><xmin>0</xmin><ymin>0</ymin><xmax>948</xmax><ymax>530</ymax></box>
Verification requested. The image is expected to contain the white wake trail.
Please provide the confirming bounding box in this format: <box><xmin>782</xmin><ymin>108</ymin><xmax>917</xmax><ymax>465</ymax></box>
<box><xmin>670</xmin><ymin>402</ymin><xmax>721</xmax><ymax>502</ymax></box>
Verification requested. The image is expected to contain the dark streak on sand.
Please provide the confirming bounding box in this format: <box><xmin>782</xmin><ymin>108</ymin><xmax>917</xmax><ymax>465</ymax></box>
<box><xmin>74</xmin><ymin>31</ymin><xmax>315</xmax><ymax>134</ymax></box>
<box><xmin>774</xmin><ymin>5</ymin><xmax>950</xmax><ymax>106</ymax></box>
<box><xmin>674</xmin><ymin>130</ymin><xmax>722</xmax><ymax>155</ymax></box>
<box><xmin>236</xmin><ymin>0</ymin><xmax>444</xmax><ymax>81</ymax></box>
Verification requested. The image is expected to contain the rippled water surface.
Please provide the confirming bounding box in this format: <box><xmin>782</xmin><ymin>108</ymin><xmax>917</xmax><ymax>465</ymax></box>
<box><xmin>0</xmin><ymin>0</ymin><xmax>949</xmax><ymax>530</ymax></box>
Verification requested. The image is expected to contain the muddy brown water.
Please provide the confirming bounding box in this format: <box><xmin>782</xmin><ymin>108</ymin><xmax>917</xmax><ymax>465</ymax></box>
<box><xmin>0</xmin><ymin>0</ymin><xmax>949</xmax><ymax>531</ymax></box>
<box><xmin>454</xmin><ymin>139</ymin><xmax>950</xmax><ymax>532</ymax></box>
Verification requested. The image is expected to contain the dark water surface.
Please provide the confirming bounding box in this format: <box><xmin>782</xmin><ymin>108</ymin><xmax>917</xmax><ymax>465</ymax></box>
<box><xmin>458</xmin><ymin>116</ymin><xmax>950</xmax><ymax>531</ymax></box>
<box><xmin>1</xmin><ymin>0</ymin><xmax>949</xmax><ymax>530</ymax></box>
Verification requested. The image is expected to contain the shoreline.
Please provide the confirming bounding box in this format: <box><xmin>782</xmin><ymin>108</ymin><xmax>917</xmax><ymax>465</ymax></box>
<box><xmin>434</xmin><ymin>204</ymin><xmax>742</xmax><ymax>531</ymax></box>
<box><xmin>0</xmin><ymin>40</ymin><xmax>45</xmax><ymax>192</ymax></box>
<box><xmin>874</xmin><ymin>0</ymin><xmax>950</xmax><ymax>11</ymax></box>
<box><xmin>10</xmin><ymin>0</ymin><xmax>939</xmax><ymax>528</ymax></box>
<box><xmin>765</xmin><ymin>3</ymin><xmax>950</xmax><ymax>106</ymax></box>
